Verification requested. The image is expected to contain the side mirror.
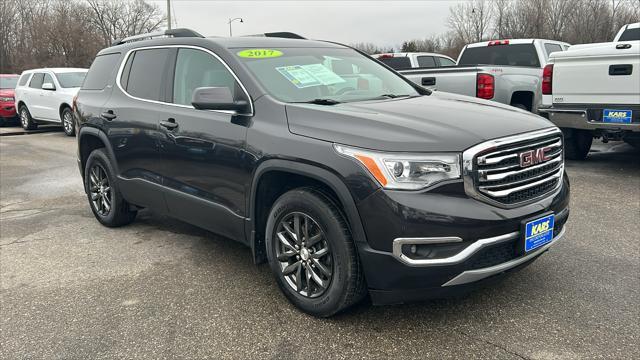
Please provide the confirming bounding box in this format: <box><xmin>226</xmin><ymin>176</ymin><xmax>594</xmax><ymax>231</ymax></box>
<box><xmin>42</xmin><ymin>82</ymin><xmax>56</xmax><ymax>91</ymax></box>
<box><xmin>191</xmin><ymin>87</ymin><xmax>249</xmax><ymax>113</ymax></box>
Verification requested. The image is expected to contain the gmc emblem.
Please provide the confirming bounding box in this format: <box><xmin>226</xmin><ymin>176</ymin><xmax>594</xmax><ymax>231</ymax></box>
<box><xmin>519</xmin><ymin>147</ymin><xmax>551</xmax><ymax>168</ymax></box>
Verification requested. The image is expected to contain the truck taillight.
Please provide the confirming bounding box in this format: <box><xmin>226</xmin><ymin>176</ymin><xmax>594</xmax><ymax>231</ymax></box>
<box><xmin>488</xmin><ymin>40</ymin><xmax>509</xmax><ymax>46</ymax></box>
<box><xmin>476</xmin><ymin>73</ymin><xmax>494</xmax><ymax>99</ymax></box>
<box><xmin>542</xmin><ymin>64</ymin><xmax>553</xmax><ymax>95</ymax></box>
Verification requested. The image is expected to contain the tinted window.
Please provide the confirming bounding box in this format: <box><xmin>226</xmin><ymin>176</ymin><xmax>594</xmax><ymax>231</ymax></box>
<box><xmin>173</xmin><ymin>48</ymin><xmax>239</xmax><ymax>106</ymax></box>
<box><xmin>619</xmin><ymin>28</ymin><xmax>640</xmax><ymax>41</ymax></box>
<box><xmin>378</xmin><ymin>56</ymin><xmax>412</xmax><ymax>70</ymax></box>
<box><xmin>82</xmin><ymin>53</ymin><xmax>121</xmax><ymax>90</ymax></box>
<box><xmin>439</xmin><ymin>57</ymin><xmax>456</xmax><ymax>66</ymax></box>
<box><xmin>417</xmin><ymin>56</ymin><xmax>436</xmax><ymax>68</ymax></box>
<box><xmin>458</xmin><ymin>44</ymin><xmax>541</xmax><ymax>67</ymax></box>
<box><xmin>56</xmin><ymin>72</ymin><xmax>86</xmax><ymax>88</ymax></box>
<box><xmin>18</xmin><ymin>73</ymin><xmax>30</xmax><ymax>86</ymax></box>
<box><xmin>29</xmin><ymin>73</ymin><xmax>44</xmax><ymax>89</ymax></box>
<box><xmin>544</xmin><ymin>43</ymin><xmax>563</xmax><ymax>58</ymax></box>
<box><xmin>126</xmin><ymin>48</ymin><xmax>171</xmax><ymax>101</ymax></box>
<box><xmin>43</xmin><ymin>74</ymin><xmax>54</xmax><ymax>88</ymax></box>
<box><xmin>0</xmin><ymin>76</ymin><xmax>19</xmax><ymax>89</ymax></box>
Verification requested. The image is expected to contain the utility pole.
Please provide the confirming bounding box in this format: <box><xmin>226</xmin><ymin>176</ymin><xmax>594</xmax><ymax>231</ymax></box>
<box><xmin>167</xmin><ymin>0</ymin><xmax>172</xmax><ymax>30</ymax></box>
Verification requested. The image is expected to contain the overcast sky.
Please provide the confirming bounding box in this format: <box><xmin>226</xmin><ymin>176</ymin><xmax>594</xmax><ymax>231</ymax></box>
<box><xmin>149</xmin><ymin>0</ymin><xmax>464</xmax><ymax>48</ymax></box>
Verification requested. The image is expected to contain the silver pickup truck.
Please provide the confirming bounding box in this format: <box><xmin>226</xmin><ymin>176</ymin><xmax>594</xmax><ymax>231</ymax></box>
<box><xmin>398</xmin><ymin>39</ymin><xmax>569</xmax><ymax>113</ymax></box>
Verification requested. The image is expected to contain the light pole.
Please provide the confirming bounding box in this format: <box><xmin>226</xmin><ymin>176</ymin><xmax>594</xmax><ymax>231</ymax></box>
<box><xmin>228</xmin><ymin>17</ymin><xmax>243</xmax><ymax>37</ymax></box>
<box><xmin>167</xmin><ymin>0</ymin><xmax>172</xmax><ymax>30</ymax></box>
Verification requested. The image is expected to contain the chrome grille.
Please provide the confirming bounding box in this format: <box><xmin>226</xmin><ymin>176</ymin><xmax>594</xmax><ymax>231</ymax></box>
<box><xmin>463</xmin><ymin>128</ymin><xmax>564</xmax><ymax>208</ymax></box>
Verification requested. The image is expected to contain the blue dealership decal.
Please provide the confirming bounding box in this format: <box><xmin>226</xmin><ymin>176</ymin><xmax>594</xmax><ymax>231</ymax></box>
<box><xmin>525</xmin><ymin>214</ymin><xmax>555</xmax><ymax>252</ymax></box>
<box><xmin>602</xmin><ymin>109</ymin><xmax>632</xmax><ymax>124</ymax></box>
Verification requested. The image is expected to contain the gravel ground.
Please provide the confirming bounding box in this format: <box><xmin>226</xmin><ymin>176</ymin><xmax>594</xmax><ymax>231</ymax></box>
<box><xmin>1</xmin><ymin>131</ymin><xmax>638</xmax><ymax>359</ymax></box>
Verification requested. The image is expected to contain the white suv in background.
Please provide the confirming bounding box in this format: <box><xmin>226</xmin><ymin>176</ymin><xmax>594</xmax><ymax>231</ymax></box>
<box><xmin>15</xmin><ymin>68</ymin><xmax>88</xmax><ymax>136</ymax></box>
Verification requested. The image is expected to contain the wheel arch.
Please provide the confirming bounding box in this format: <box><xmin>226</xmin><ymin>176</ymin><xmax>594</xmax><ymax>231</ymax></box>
<box><xmin>78</xmin><ymin>127</ymin><xmax>118</xmax><ymax>180</ymax></box>
<box><xmin>510</xmin><ymin>91</ymin><xmax>535</xmax><ymax>112</ymax></box>
<box><xmin>59</xmin><ymin>103</ymin><xmax>71</xmax><ymax>119</ymax></box>
<box><xmin>247</xmin><ymin>159</ymin><xmax>368</xmax><ymax>264</ymax></box>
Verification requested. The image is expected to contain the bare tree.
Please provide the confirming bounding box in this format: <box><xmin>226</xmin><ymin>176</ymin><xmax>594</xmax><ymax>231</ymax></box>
<box><xmin>448</xmin><ymin>0</ymin><xmax>493</xmax><ymax>44</ymax></box>
<box><xmin>350</xmin><ymin>42</ymin><xmax>385</xmax><ymax>54</ymax></box>
<box><xmin>86</xmin><ymin>0</ymin><xmax>165</xmax><ymax>47</ymax></box>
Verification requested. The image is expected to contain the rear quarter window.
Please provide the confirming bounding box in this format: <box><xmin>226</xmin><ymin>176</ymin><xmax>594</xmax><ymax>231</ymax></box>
<box><xmin>18</xmin><ymin>73</ymin><xmax>31</xmax><ymax>86</ymax></box>
<box><xmin>82</xmin><ymin>53</ymin><xmax>121</xmax><ymax>90</ymax></box>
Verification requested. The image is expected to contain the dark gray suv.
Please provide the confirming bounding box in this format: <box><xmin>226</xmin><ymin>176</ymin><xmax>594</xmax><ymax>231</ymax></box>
<box><xmin>75</xmin><ymin>29</ymin><xmax>570</xmax><ymax>317</ymax></box>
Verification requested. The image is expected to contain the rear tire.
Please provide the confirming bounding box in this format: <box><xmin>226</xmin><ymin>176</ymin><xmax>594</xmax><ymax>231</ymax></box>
<box><xmin>19</xmin><ymin>106</ymin><xmax>37</xmax><ymax>130</ymax></box>
<box><xmin>61</xmin><ymin>107</ymin><xmax>75</xmax><ymax>136</ymax></box>
<box><xmin>563</xmin><ymin>128</ymin><xmax>592</xmax><ymax>160</ymax></box>
<box><xmin>84</xmin><ymin>148</ymin><xmax>137</xmax><ymax>227</ymax></box>
<box><xmin>265</xmin><ymin>188</ymin><xmax>367</xmax><ymax>317</ymax></box>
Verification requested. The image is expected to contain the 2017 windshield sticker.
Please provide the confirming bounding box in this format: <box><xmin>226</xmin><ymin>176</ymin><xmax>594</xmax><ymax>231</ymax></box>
<box><xmin>237</xmin><ymin>49</ymin><xmax>283</xmax><ymax>58</ymax></box>
<box><xmin>276</xmin><ymin>64</ymin><xmax>345</xmax><ymax>88</ymax></box>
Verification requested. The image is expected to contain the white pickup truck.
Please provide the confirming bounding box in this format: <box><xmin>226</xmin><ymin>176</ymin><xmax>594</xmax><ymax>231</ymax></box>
<box><xmin>397</xmin><ymin>39</ymin><xmax>569</xmax><ymax>113</ymax></box>
<box><xmin>540</xmin><ymin>23</ymin><xmax>640</xmax><ymax>159</ymax></box>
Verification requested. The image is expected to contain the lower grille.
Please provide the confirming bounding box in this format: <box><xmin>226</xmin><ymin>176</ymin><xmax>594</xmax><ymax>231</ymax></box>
<box><xmin>463</xmin><ymin>128</ymin><xmax>564</xmax><ymax>208</ymax></box>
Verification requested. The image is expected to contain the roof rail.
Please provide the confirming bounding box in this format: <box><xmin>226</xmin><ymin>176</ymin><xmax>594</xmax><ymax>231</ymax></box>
<box><xmin>244</xmin><ymin>32</ymin><xmax>306</xmax><ymax>40</ymax></box>
<box><xmin>112</xmin><ymin>28</ymin><xmax>204</xmax><ymax>46</ymax></box>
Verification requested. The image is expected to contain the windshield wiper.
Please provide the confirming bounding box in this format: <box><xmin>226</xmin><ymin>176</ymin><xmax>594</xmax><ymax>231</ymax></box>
<box><xmin>297</xmin><ymin>98</ymin><xmax>341</xmax><ymax>105</ymax></box>
<box><xmin>376</xmin><ymin>94</ymin><xmax>411</xmax><ymax>99</ymax></box>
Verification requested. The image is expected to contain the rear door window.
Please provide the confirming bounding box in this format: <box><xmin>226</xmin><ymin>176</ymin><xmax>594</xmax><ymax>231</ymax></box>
<box><xmin>458</xmin><ymin>44</ymin><xmax>541</xmax><ymax>67</ymax></box>
<box><xmin>83</xmin><ymin>53</ymin><xmax>121</xmax><ymax>90</ymax></box>
<box><xmin>29</xmin><ymin>73</ymin><xmax>44</xmax><ymax>89</ymax></box>
<box><xmin>378</xmin><ymin>56</ymin><xmax>412</xmax><ymax>70</ymax></box>
<box><xmin>125</xmin><ymin>48</ymin><xmax>171</xmax><ymax>101</ymax></box>
<box><xmin>417</xmin><ymin>56</ymin><xmax>436</xmax><ymax>68</ymax></box>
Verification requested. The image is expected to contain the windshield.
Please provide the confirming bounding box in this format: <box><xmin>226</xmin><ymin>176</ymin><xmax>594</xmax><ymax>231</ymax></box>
<box><xmin>235</xmin><ymin>47</ymin><xmax>419</xmax><ymax>103</ymax></box>
<box><xmin>0</xmin><ymin>76</ymin><xmax>19</xmax><ymax>89</ymax></box>
<box><xmin>458</xmin><ymin>44</ymin><xmax>541</xmax><ymax>67</ymax></box>
<box><xmin>55</xmin><ymin>72</ymin><xmax>87</xmax><ymax>88</ymax></box>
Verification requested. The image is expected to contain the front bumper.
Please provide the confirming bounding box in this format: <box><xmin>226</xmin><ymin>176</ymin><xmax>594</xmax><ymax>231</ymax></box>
<box><xmin>0</xmin><ymin>103</ymin><xmax>17</xmax><ymax>119</ymax></box>
<box><xmin>539</xmin><ymin>106</ymin><xmax>640</xmax><ymax>132</ymax></box>
<box><xmin>354</xmin><ymin>175</ymin><xmax>570</xmax><ymax>305</ymax></box>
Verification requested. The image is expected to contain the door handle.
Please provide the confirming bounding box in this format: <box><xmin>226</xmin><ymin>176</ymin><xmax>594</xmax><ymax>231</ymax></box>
<box><xmin>422</xmin><ymin>77</ymin><xmax>436</xmax><ymax>86</ymax></box>
<box><xmin>616</xmin><ymin>43</ymin><xmax>631</xmax><ymax>49</ymax></box>
<box><xmin>160</xmin><ymin>118</ymin><xmax>178</xmax><ymax>130</ymax></box>
<box><xmin>100</xmin><ymin>110</ymin><xmax>117</xmax><ymax>120</ymax></box>
<box><xmin>609</xmin><ymin>64</ymin><xmax>633</xmax><ymax>76</ymax></box>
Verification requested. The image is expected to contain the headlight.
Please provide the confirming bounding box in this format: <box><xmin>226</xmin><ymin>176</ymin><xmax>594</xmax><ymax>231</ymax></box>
<box><xmin>0</xmin><ymin>96</ymin><xmax>14</xmax><ymax>102</ymax></box>
<box><xmin>334</xmin><ymin>144</ymin><xmax>461</xmax><ymax>190</ymax></box>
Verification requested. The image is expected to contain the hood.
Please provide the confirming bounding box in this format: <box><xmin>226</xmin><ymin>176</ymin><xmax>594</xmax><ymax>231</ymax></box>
<box><xmin>0</xmin><ymin>88</ymin><xmax>15</xmax><ymax>98</ymax></box>
<box><xmin>285</xmin><ymin>91</ymin><xmax>556</xmax><ymax>152</ymax></box>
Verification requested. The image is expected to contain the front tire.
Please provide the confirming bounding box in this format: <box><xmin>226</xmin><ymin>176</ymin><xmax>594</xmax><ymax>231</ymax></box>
<box><xmin>61</xmin><ymin>107</ymin><xmax>75</xmax><ymax>136</ymax></box>
<box><xmin>19</xmin><ymin>106</ymin><xmax>37</xmax><ymax>130</ymax></box>
<box><xmin>265</xmin><ymin>188</ymin><xmax>367</xmax><ymax>317</ymax></box>
<box><xmin>84</xmin><ymin>148</ymin><xmax>137</xmax><ymax>227</ymax></box>
<box><xmin>563</xmin><ymin>128</ymin><xmax>592</xmax><ymax>160</ymax></box>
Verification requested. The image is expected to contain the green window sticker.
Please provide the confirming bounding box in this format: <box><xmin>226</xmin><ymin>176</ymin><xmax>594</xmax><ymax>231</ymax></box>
<box><xmin>237</xmin><ymin>49</ymin><xmax>283</xmax><ymax>58</ymax></box>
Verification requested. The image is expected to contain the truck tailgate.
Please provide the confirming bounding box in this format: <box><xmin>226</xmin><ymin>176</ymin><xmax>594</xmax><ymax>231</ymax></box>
<box><xmin>399</xmin><ymin>67</ymin><xmax>478</xmax><ymax>98</ymax></box>
<box><xmin>552</xmin><ymin>41</ymin><xmax>640</xmax><ymax>104</ymax></box>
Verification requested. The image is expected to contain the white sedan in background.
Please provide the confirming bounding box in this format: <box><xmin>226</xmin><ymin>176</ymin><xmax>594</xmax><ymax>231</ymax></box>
<box><xmin>15</xmin><ymin>68</ymin><xmax>87</xmax><ymax>136</ymax></box>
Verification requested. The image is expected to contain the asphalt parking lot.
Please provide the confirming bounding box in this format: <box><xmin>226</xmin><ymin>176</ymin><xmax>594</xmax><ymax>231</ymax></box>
<box><xmin>1</xmin><ymin>130</ymin><xmax>638</xmax><ymax>359</ymax></box>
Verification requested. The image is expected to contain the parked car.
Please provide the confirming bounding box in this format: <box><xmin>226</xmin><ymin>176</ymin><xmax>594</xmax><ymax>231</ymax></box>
<box><xmin>373</xmin><ymin>52</ymin><xmax>456</xmax><ymax>70</ymax></box>
<box><xmin>15</xmin><ymin>68</ymin><xmax>88</xmax><ymax>135</ymax></box>
<box><xmin>397</xmin><ymin>39</ymin><xmax>570</xmax><ymax>113</ymax></box>
<box><xmin>75</xmin><ymin>29</ymin><xmax>569</xmax><ymax>317</ymax></box>
<box><xmin>0</xmin><ymin>74</ymin><xmax>19</xmax><ymax>126</ymax></box>
<box><xmin>539</xmin><ymin>23</ymin><xmax>640</xmax><ymax>159</ymax></box>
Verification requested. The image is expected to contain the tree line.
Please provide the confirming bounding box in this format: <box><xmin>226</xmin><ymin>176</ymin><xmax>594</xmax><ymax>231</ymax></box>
<box><xmin>0</xmin><ymin>0</ymin><xmax>165</xmax><ymax>73</ymax></box>
<box><xmin>352</xmin><ymin>0</ymin><xmax>639</xmax><ymax>57</ymax></box>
